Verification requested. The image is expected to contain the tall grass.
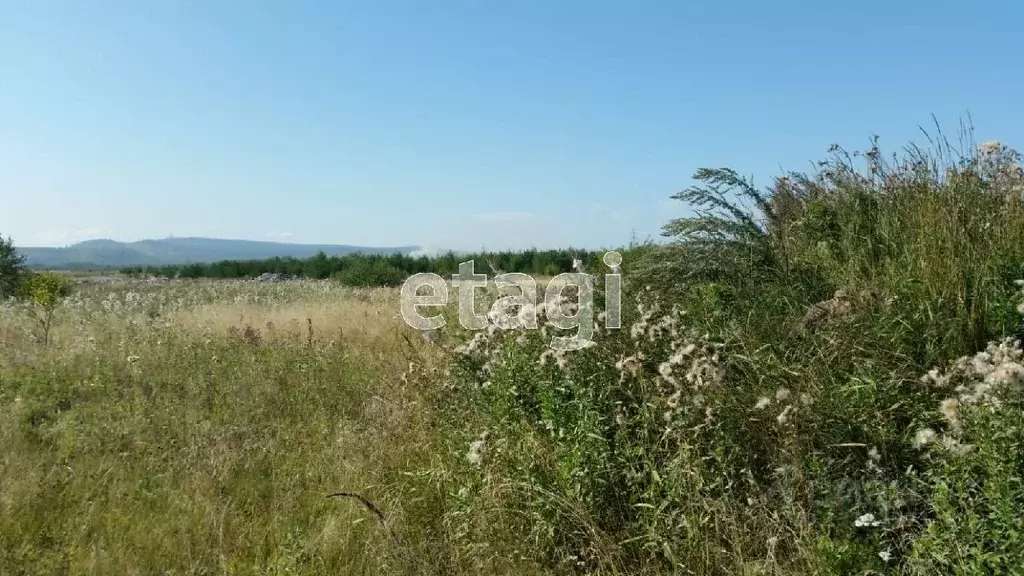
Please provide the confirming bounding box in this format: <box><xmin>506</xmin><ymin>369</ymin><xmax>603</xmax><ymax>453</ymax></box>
<box><xmin>3</xmin><ymin>131</ymin><xmax>1024</xmax><ymax>574</ymax></box>
<box><xmin>425</xmin><ymin>133</ymin><xmax>1024</xmax><ymax>574</ymax></box>
<box><xmin>0</xmin><ymin>281</ymin><xmax>460</xmax><ymax>574</ymax></box>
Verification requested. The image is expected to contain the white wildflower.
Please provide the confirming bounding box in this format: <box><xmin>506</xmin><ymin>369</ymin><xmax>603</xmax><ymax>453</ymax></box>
<box><xmin>466</xmin><ymin>432</ymin><xmax>488</xmax><ymax>466</ymax></box>
<box><xmin>979</xmin><ymin>140</ymin><xmax>1002</xmax><ymax>155</ymax></box>
<box><xmin>775</xmin><ymin>387</ymin><xmax>791</xmax><ymax>401</ymax></box>
<box><xmin>939</xmin><ymin>398</ymin><xmax>960</xmax><ymax>427</ymax></box>
<box><xmin>754</xmin><ymin>396</ymin><xmax>772</xmax><ymax>410</ymax></box>
<box><xmin>776</xmin><ymin>405</ymin><xmax>794</xmax><ymax>425</ymax></box>
<box><xmin>921</xmin><ymin>367</ymin><xmax>949</xmax><ymax>387</ymax></box>
<box><xmin>987</xmin><ymin>361</ymin><xmax>1024</xmax><ymax>386</ymax></box>
<box><xmin>666</xmin><ymin>390</ymin><xmax>681</xmax><ymax>409</ymax></box>
<box><xmin>854</xmin><ymin>513</ymin><xmax>880</xmax><ymax>528</ymax></box>
<box><xmin>940</xmin><ymin>435</ymin><xmax>975</xmax><ymax>456</ymax></box>
<box><xmin>630</xmin><ymin>321</ymin><xmax>647</xmax><ymax>340</ymax></box>
<box><xmin>913</xmin><ymin>428</ymin><xmax>937</xmax><ymax>448</ymax></box>
<box><xmin>658</xmin><ymin>362</ymin><xmax>674</xmax><ymax>378</ymax></box>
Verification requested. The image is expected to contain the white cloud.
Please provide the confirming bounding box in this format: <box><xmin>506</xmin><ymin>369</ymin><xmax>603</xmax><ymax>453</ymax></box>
<box><xmin>472</xmin><ymin>211</ymin><xmax>536</xmax><ymax>222</ymax></box>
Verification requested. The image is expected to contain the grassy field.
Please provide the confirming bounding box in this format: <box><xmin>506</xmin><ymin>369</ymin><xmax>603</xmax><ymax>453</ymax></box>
<box><xmin>4</xmin><ymin>136</ymin><xmax>1024</xmax><ymax>575</ymax></box>
<box><xmin>0</xmin><ymin>280</ymin><xmax>461</xmax><ymax>574</ymax></box>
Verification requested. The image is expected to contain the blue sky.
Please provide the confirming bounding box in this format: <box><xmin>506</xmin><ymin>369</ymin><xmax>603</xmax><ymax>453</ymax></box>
<box><xmin>1</xmin><ymin>1</ymin><xmax>1021</xmax><ymax>251</ymax></box>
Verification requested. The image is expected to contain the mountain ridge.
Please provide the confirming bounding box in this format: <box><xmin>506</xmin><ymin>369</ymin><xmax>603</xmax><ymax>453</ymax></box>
<box><xmin>17</xmin><ymin>237</ymin><xmax>420</xmax><ymax>269</ymax></box>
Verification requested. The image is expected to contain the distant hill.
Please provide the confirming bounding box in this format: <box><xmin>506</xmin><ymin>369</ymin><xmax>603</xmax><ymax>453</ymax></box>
<box><xmin>17</xmin><ymin>237</ymin><xmax>419</xmax><ymax>269</ymax></box>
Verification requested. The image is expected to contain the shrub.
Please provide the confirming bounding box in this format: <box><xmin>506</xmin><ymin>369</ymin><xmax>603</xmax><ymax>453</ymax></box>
<box><xmin>333</xmin><ymin>263</ymin><xmax>407</xmax><ymax>287</ymax></box>
<box><xmin>425</xmin><ymin>133</ymin><xmax>1024</xmax><ymax>573</ymax></box>
<box><xmin>19</xmin><ymin>271</ymin><xmax>72</xmax><ymax>345</ymax></box>
<box><xmin>0</xmin><ymin>234</ymin><xmax>27</xmax><ymax>299</ymax></box>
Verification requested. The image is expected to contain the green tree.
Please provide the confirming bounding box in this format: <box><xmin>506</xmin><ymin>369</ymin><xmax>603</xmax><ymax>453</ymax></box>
<box><xmin>0</xmin><ymin>234</ymin><xmax>27</xmax><ymax>299</ymax></box>
<box><xmin>20</xmin><ymin>271</ymin><xmax>72</xmax><ymax>345</ymax></box>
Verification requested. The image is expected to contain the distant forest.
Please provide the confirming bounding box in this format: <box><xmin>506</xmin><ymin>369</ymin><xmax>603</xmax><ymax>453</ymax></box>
<box><xmin>120</xmin><ymin>249</ymin><xmax>606</xmax><ymax>286</ymax></box>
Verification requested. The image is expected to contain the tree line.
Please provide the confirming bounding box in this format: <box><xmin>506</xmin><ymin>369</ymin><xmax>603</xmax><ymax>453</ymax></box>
<box><xmin>120</xmin><ymin>249</ymin><xmax>605</xmax><ymax>286</ymax></box>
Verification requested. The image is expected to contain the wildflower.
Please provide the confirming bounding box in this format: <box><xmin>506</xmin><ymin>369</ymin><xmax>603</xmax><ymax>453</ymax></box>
<box><xmin>913</xmin><ymin>428</ymin><xmax>937</xmax><ymax>448</ymax></box>
<box><xmin>921</xmin><ymin>367</ymin><xmax>949</xmax><ymax>387</ymax></box>
<box><xmin>939</xmin><ymin>398</ymin><xmax>960</xmax><ymax>426</ymax></box>
<box><xmin>540</xmin><ymin>348</ymin><xmax>569</xmax><ymax>370</ymax></box>
<box><xmin>466</xmin><ymin>432</ymin><xmax>488</xmax><ymax>466</ymax></box>
<box><xmin>754</xmin><ymin>396</ymin><xmax>772</xmax><ymax>410</ymax></box>
<box><xmin>615</xmin><ymin>353</ymin><xmax>643</xmax><ymax>382</ymax></box>
<box><xmin>666</xmin><ymin>390</ymin><xmax>681</xmax><ymax>409</ymax></box>
<box><xmin>868</xmin><ymin>447</ymin><xmax>881</xmax><ymax>462</ymax></box>
<box><xmin>630</xmin><ymin>321</ymin><xmax>647</xmax><ymax>340</ymax></box>
<box><xmin>667</xmin><ymin>349</ymin><xmax>687</xmax><ymax>366</ymax></box>
<box><xmin>658</xmin><ymin>362</ymin><xmax>674</xmax><ymax>378</ymax></box>
<box><xmin>776</xmin><ymin>405</ymin><xmax>794</xmax><ymax>425</ymax></box>
<box><xmin>988</xmin><ymin>361</ymin><xmax>1024</xmax><ymax>386</ymax></box>
<box><xmin>775</xmin><ymin>387</ymin><xmax>791</xmax><ymax>401</ymax></box>
<box><xmin>878</xmin><ymin>550</ymin><xmax>893</xmax><ymax>562</ymax></box>
<box><xmin>941</xmin><ymin>435</ymin><xmax>975</xmax><ymax>456</ymax></box>
<box><xmin>854</xmin><ymin>513</ymin><xmax>880</xmax><ymax>528</ymax></box>
<box><xmin>979</xmin><ymin>140</ymin><xmax>1003</xmax><ymax>155</ymax></box>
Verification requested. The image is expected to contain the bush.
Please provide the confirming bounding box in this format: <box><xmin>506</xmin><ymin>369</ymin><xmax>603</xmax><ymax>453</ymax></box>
<box><xmin>0</xmin><ymin>234</ymin><xmax>26</xmax><ymax>299</ymax></box>
<box><xmin>19</xmin><ymin>271</ymin><xmax>72</xmax><ymax>345</ymax></box>
<box><xmin>333</xmin><ymin>263</ymin><xmax>407</xmax><ymax>287</ymax></box>
<box><xmin>422</xmin><ymin>134</ymin><xmax>1024</xmax><ymax>573</ymax></box>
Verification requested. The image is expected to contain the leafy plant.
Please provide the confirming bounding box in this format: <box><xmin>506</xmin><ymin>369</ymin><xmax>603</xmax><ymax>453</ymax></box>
<box><xmin>0</xmin><ymin>234</ymin><xmax>27</xmax><ymax>300</ymax></box>
<box><xmin>20</xmin><ymin>271</ymin><xmax>72</xmax><ymax>345</ymax></box>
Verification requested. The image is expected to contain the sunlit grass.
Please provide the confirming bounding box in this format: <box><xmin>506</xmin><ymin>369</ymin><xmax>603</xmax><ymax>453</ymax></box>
<box><xmin>0</xmin><ymin>280</ymin><xmax>460</xmax><ymax>575</ymax></box>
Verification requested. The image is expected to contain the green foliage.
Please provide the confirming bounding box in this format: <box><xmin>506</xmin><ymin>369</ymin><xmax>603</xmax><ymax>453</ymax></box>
<box><xmin>21</xmin><ymin>271</ymin><xmax>71</xmax><ymax>307</ymax></box>
<box><xmin>19</xmin><ymin>271</ymin><xmax>72</xmax><ymax>346</ymax></box>
<box><xmin>332</xmin><ymin>262</ymin><xmax>407</xmax><ymax>287</ymax></box>
<box><xmin>0</xmin><ymin>234</ymin><xmax>27</xmax><ymax>299</ymax></box>
<box><xmin>121</xmin><ymin>248</ymin><xmax>606</xmax><ymax>286</ymax></box>
<box><xmin>430</xmin><ymin>132</ymin><xmax>1024</xmax><ymax>573</ymax></box>
<box><xmin>7</xmin><ymin>129</ymin><xmax>1024</xmax><ymax>574</ymax></box>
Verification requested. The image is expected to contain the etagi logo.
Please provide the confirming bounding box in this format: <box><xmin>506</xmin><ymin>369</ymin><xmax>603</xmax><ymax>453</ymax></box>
<box><xmin>400</xmin><ymin>251</ymin><xmax>623</xmax><ymax>350</ymax></box>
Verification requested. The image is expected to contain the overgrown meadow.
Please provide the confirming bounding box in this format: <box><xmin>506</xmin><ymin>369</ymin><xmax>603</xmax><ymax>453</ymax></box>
<box><xmin>2</xmin><ymin>134</ymin><xmax>1024</xmax><ymax>574</ymax></box>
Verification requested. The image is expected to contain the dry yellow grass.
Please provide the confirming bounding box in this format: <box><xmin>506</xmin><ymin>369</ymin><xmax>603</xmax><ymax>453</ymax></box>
<box><xmin>0</xmin><ymin>279</ymin><xmax>464</xmax><ymax>575</ymax></box>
